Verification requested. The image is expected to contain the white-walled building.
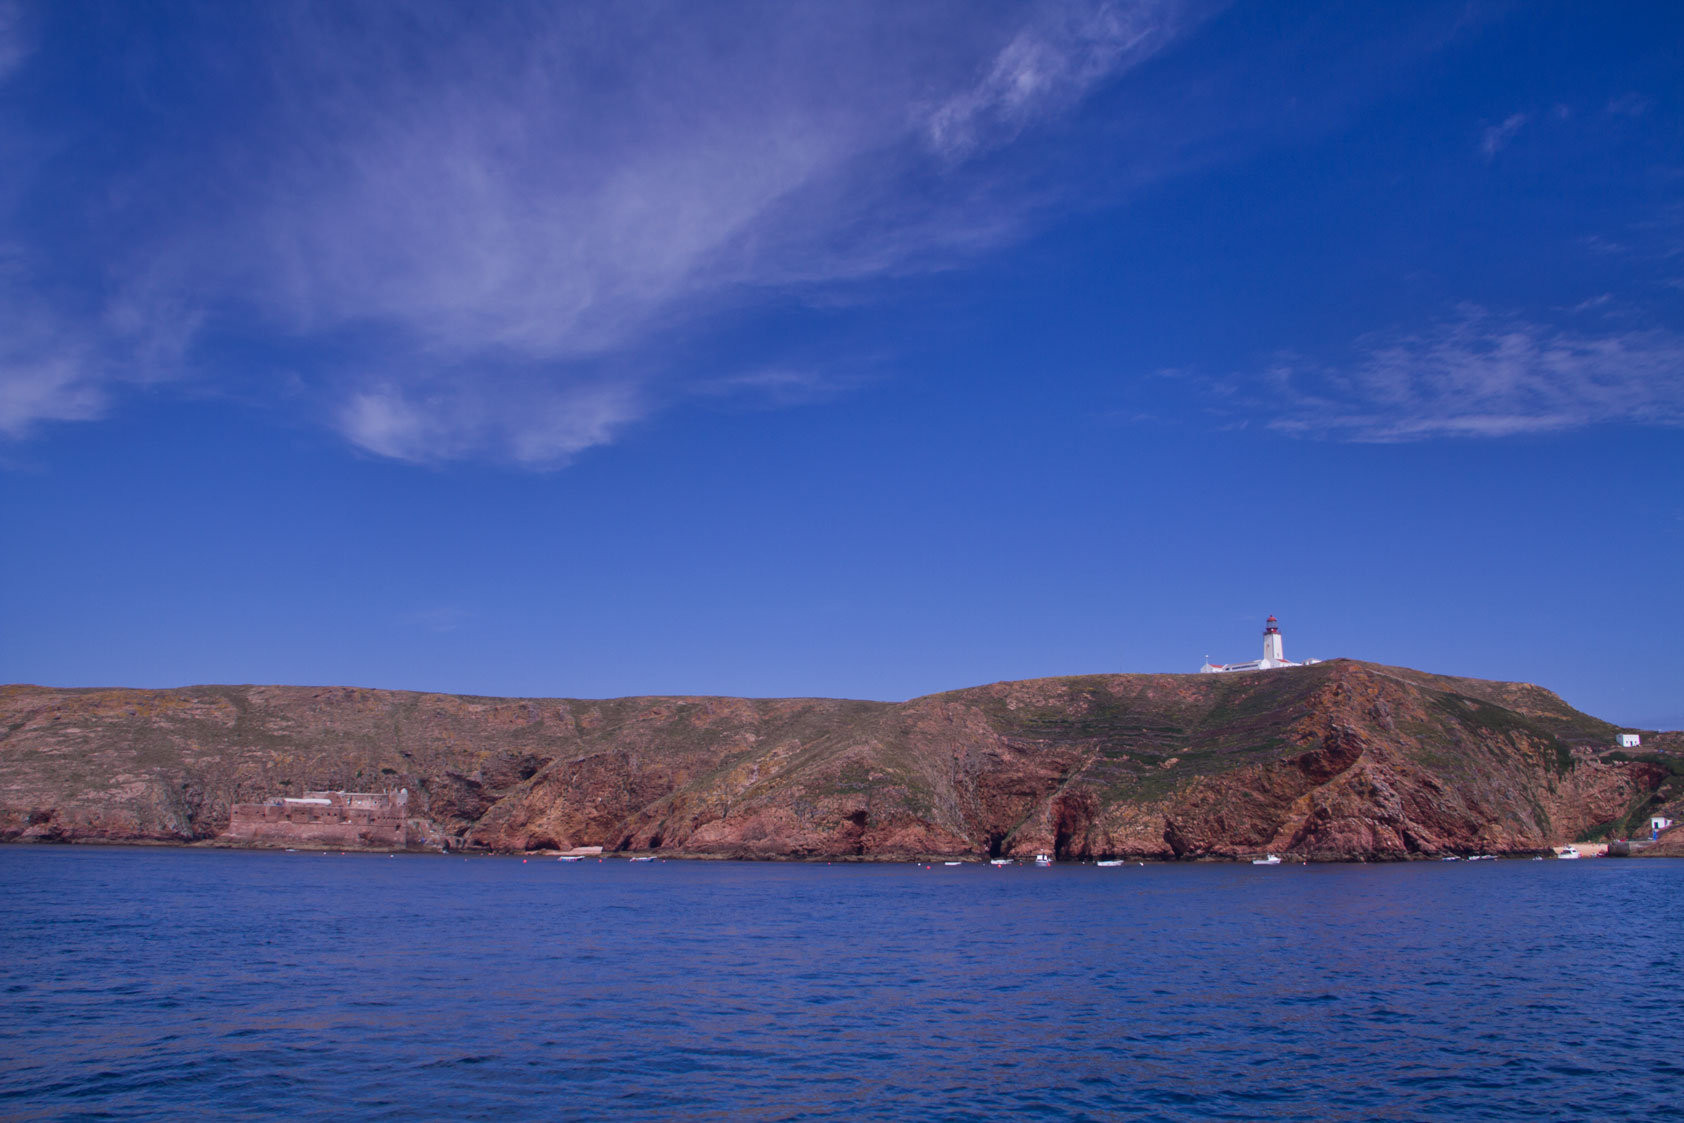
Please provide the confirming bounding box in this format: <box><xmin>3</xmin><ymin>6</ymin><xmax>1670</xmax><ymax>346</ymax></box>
<box><xmin>1199</xmin><ymin>616</ymin><xmax>1321</xmax><ymax>674</ymax></box>
<box><xmin>1652</xmin><ymin>816</ymin><xmax>1673</xmax><ymax>839</ymax></box>
<box><xmin>1617</xmin><ymin>733</ymin><xmax>1641</xmax><ymax>748</ymax></box>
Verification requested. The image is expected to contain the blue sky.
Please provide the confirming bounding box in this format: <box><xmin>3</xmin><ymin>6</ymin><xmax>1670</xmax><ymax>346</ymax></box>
<box><xmin>2</xmin><ymin>0</ymin><xmax>1680</xmax><ymax>728</ymax></box>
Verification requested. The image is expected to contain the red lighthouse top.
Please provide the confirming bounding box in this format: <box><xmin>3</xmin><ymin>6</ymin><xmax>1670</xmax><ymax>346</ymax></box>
<box><xmin>1264</xmin><ymin>616</ymin><xmax>1281</xmax><ymax>635</ymax></box>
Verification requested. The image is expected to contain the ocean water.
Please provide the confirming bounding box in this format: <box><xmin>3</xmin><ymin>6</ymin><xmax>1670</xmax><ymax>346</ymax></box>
<box><xmin>1</xmin><ymin>848</ymin><xmax>1678</xmax><ymax>1122</ymax></box>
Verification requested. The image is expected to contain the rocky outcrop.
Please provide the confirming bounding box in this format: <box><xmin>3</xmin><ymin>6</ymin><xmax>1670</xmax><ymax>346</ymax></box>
<box><xmin>0</xmin><ymin>662</ymin><xmax>1671</xmax><ymax>860</ymax></box>
<box><xmin>1643</xmin><ymin>825</ymin><xmax>1684</xmax><ymax>857</ymax></box>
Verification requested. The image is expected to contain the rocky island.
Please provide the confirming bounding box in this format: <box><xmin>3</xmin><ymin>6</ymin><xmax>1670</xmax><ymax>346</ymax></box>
<box><xmin>2</xmin><ymin>660</ymin><xmax>1679</xmax><ymax>861</ymax></box>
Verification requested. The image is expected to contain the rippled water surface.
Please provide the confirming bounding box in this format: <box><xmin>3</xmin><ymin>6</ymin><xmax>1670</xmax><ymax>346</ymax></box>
<box><xmin>2</xmin><ymin>848</ymin><xmax>1679</xmax><ymax>1121</ymax></box>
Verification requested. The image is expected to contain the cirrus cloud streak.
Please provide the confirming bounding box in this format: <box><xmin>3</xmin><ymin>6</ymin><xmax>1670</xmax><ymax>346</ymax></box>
<box><xmin>1256</xmin><ymin>307</ymin><xmax>1684</xmax><ymax>441</ymax></box>
<box><xmin>0</xmin><ymin>0</ymin><xmax>1210</xmax><ymax>464</ymax></box>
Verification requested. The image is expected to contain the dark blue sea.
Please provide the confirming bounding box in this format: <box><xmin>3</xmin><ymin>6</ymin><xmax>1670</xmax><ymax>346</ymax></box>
<box><xmin>2</xmin><ymin>848</ymin><xmax>1679</xmax><ymax>1121</ymax></box>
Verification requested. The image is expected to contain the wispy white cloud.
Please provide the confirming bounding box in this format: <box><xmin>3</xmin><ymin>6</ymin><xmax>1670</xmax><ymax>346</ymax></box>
<box><xmin>693</xmin><ymin>367</ymin><xmax>870</xmax><ymax>411</ymax></box>
<box><xmin>0</xmin><ymin>251</ymin><xmax>103</xmax><ymax>437</ymax></box>
<box><xmin>924</xmin><ymin>2</ymin><xmax>1185</xmax><ymax>159</ymax></box>
<box><xmin>1605</xmin><ymin>93</ymin><xmax>1650</xmax><ymax>117</ymax></box>
<box><xmin>248</xmin><ymin>2</ymin><xmax>1198</xmax><ymax>369</ymax></box>
<box><xmin>0</xmin><ymin>352</ymin><xmax>105</xmax><ymax>438</ymax></box>
<box><xmin>336</xmin><ymin>376</ymin><xmax>647</xmax><ymax>467</ymax></box>
<box><xmin>1479</xmin><ymin>112</ymin><xmax>1528</xmax><ymax>158</ymax></box>
<box><xmin>0</xmin><ymin>245</ymin><xmax>204</xmax><ymax>438</ymax></box>
<box><xmin>0</xmin><ymin>1</ymin><xmax>1208</xmax><ymax>465</ymax></box>
<box><xmin>1249</xmin><ymin>306</ymin><xmax>1684</xmax><ymax>441</ymax></box>
<box><xmin>0</xmin><ymin>1</ymin><xmax>28</xmax><ymax>82</ymax></box>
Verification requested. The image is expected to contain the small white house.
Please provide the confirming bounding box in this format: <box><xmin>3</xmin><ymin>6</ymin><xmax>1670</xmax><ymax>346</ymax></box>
<box><xmin>1617</xmin><ymin>733</ymin><xmax>1641</xmax><ymax>749</ymax></box>
<box><xmin>1652</xmin><ymin>816</ymin><xmax>1674</xmax><ymax>839</ymax></box>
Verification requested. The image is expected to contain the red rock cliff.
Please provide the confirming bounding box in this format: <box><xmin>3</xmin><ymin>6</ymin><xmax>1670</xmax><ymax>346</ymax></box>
<box><xmin>0</xmin><ymin>661</ymin><xmax>1668</xmax><ymax>860</ymax></box>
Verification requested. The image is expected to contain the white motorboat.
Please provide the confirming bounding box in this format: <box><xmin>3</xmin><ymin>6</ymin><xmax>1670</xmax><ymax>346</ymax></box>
<box><xmin>989</xmin><ymin>857</ymin><xmax>1014</xmax><ymax>867</ymax></box>
<box><xmin>1251</xmin><ymin>854</ymin><xmax>1282</xmax><ymax>866</ymax></box>
<box><xmin>628</xmin><ymin>856</ymin><xmax>655</xmax><ymax>862</ymax></box>
<box><xmin>1095</xmin><ymin>860</ymin><xmax>1126</xmax><ymax>867</ymax></box>
<box><xmin>943</xmin><ymin>861</ymin><xmax>963</xmax><ymax>866</ymax></box>
<box><xmin>1034</xmin><ymin>853</ymin><xmax>1053</xmax><ymax>866</ymax></box>
<box><xmin>1556</xmin><ymin>846</ymin><xmax>1582</xmax><ymax>859</ymax></box>
<box><xmin>557</xmin><ymin>855</ymin><xmax>585</xmax><ymax>862</ymax></box>
<box><xmin>1468</xmin><ymin>854</ymin><xmax>1497</xmax><ymax>861</ymax></box>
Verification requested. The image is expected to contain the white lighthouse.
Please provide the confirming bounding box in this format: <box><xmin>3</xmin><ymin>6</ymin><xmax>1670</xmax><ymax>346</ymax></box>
<box><xmin>1262</xmin><ymin>616</ymin><xmax>1285</xmax><ymax>663</ymax></box>
<box><xmin>1199</xmin><ymin>615</ymin><xmax>1318</xmax><ymax>673</ymax></box>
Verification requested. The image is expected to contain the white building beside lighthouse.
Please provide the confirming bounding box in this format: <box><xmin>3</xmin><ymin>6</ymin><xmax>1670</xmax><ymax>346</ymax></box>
<box><xmin>1199</xmin><ymin>616</ymin><xmax>1319</xmax><ymax>673</ymax></box>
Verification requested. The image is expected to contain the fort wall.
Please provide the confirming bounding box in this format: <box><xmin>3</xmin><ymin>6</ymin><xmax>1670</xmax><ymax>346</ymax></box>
<box><xmin>225</xmin><ymin>789</ymin><xmax>432</xmax><ymax>849</ymax></box>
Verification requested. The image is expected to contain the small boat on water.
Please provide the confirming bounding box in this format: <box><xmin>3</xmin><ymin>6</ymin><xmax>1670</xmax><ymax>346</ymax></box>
<box><xmin>1095</xmin><ymin>860</ymin><xmax>1126</xmax><ymax>867</ymax></box>
<box><xmin>1034</xmin><ymin>854</ymin><xmax>1053</xmax><ymax>866</ymax></box>
<box><xmin>989</xmin><ymin>858</ymin><xmax>1014</xmax><ymax>867</ymax></box>
<box><xmin>943</xmin><ymin>861</ymin><xmax>963</xmax><ymax>866</ymax></box>
<box><xmin>1468</xmin><ymin>854</ymin><xmax>1497</xmax><ymax>861</ymax></box>
<box><xmin>557</xmin><ymin>855</ymin><xmax>585</xmax><ymax>862</ymax></box>
<box><xmin>1441</xmin><ymin>855</ymin><xmax>1460</xmax><ymax>861</ymax></box>
<box><xmin>628</xmin><ymin>856</ymin><xmax>656</xmax><ymax>862</ymax></box>
<box><xmin>1556</xmin><ymin>846</ymin><xmax>1582</xmax><ymax>859</ymax></box>
<box><xmin>1251</xmin><ymin>854</ymin><xmax>1282</xmax><ymax>866</ymax></box>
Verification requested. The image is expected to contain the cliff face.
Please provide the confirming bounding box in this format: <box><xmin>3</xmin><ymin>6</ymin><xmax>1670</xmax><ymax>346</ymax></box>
<box><xmin>0</xmin><ymin>661</ymin><xmax>1667</xmax><ymax>860</ymax></box>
